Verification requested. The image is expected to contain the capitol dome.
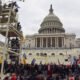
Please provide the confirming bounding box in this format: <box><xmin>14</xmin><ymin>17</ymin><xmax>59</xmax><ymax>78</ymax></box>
<box><xmin>38</xmin><ymin>4</ymin><xmax>65</xmax><ymax>34</ymax></box>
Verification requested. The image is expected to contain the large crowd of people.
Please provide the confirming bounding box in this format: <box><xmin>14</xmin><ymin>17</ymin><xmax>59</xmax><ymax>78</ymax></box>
<box><xmin>0</xmin><ymin>55</ymin><xmax>80</xmax><ymax>80</ymax></box>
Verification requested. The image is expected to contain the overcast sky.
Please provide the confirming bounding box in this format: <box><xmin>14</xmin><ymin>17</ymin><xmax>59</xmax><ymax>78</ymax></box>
<box><xmin>18</xmin><ymin>0</ymin><xmax>80</xmax><ymax>38</ymax></box>
<box><xmin>1</xmin><ymin>0</ymin><xmax>80</xmax><ymax>42</ymax></box>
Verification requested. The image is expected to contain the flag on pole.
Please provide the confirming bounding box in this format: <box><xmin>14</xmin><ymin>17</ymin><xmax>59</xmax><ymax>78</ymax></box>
<box><xmin>31</xmin><ymin>58</ymin><xmax>36</xmax><ymax>65</ymax></box>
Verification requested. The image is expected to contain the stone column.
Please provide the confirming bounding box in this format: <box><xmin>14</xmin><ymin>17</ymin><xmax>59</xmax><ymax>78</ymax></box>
<box><xmin>55</xmin><ymin>37</ymin><xmax>57</xmax><ymax>48</ymax></box>
<box><xmin>54</xmin><ymin>28</ymin><xmax>55</xmax><ymax>33</ymax></box>
<box><xmin>40</xmin><ymin>37</ymin><xmax>42</xmax><ymax>48</ymax></box>
<box><xmin>62</xmin><ymin>37</ymin><xmax>64</xmax><ymax>48</ymax></box>
<box><xmin>51</xmin><ymin>37</ymin><xmax>52</xmax><ymax>47</ymax></box>
<box><xmin>64</xmin><ymin>37</ymin><xmax>66</xmax><ymax>48</ymax></box>
<box><xmin>57</xmin><ymin>37</ymin><xmax>59</xmax><ymax>48</ymax></box>
<box><xmin>61</xmin><ymin>37</ymin><xmax>63</xmax><ymax>48</ymax></box>
<box><xmin>46</xmin><ymin>37</ymin><xmax>48</xmax><ymax>48</ymax></box>
<box><xmin>35</xmin><ymin>38</ymin><xmax>37</xmax><ymax>48</ymax></box>
<box><xmin>54</xmin><ymin>37</ymin><xmax>56</xmax><ymax>47</ymax></box>
<box><xmin>63</xmin><ymin>37</ymin><xmax>64</xmax><ymax>47</ymax></box>
<box><xmin>56</xmin><ymin>37</ymin><xmax>58</xmax><ymax>48</ymax></box>
<box><xmin>42</xmin><ymin>37</ymin><xmax>43</xmax><ymax>48</ymax></box>
<box><xmin>55</xmin><ymin>29</ymin><xmax>56</xmax><ymax>33</ymax></box>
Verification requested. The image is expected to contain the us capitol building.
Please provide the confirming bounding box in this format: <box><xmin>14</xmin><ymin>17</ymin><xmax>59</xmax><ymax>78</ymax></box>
<box><xmin>22</xmin><ymin>5</ymin><xmax>80</xmax><ymax>64</ymax></box>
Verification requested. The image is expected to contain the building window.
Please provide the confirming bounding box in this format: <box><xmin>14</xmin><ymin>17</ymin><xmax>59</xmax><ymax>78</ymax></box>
<box><xmin>44</xmin><ymin>53</ymin><xmax>47</xmax><ymax>56</ymax></box>
<box><xmin>51</xmin><ymin>53</ymin><xmax>55</xmax><ymax>56</ymax></box>
<box><xmin>52</xmin><ymin>37</ymin><xmax>55</xmax><ymax>47</ymax></box>
<box><xmin>65</xmin><ymin>59</ymin><xmax>68</xmax><ymax>61</ymax></box>
<box><xmin>52</xmin><ymin>28</ymin><xmax>54</xmax><ymax>33</ymax></box>
<box><xmin>29</xmin><ymin>53</ymin><xmax>32</xmax><ymax>56</ymax></box>
<box><xmin>43</xmin><ymin>38</ymin><xmax>46</xmax><ymax>47</ymax></box>
<box><xmin>48</xmin><ymin>37</ymin><xmax>51</xmax><ymax>47</ymax></box>
<box><xmin>58</xmin><ymin>37</ymin><xmax>62</xmax><ymax>47</ymax></box>
<box><xmin>36</xmin><ymin>53</ymin><xmax>39</xmax><ymax>56</ymax></box>
<box><xmin>59</xmin><ymin>53</ymin><xmax>63</xmax><ymax>56</ymax></box>
<box><xmin>50</xmin><ymin>29</ymin><xmax>51</xmax><ymax>33</ymax></box>
<box><xmin>29</xmin><ymin>44</ymin><xmax>31</xmax><ymax>48</ymax></box>
<box><xmin>37</xmin><ymin>38</ymin><xmax>40</xmax><ymax>47</ymax></box>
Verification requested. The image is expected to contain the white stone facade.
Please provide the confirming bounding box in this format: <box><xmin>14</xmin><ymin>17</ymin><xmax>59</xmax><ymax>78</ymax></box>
<box><xmin>22</xmin><ymin>5</ymin><xmax>80</xmax><ymax>64</ymax></box>
<box><xmin>24</xmin><ymin>33</ymin><xmax>76</xmax><ymax>49</ymax></box>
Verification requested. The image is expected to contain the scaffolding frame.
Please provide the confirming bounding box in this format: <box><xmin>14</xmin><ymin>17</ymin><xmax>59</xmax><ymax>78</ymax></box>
<box><xmin>0</xmin><ymin>0</ymin><xmax>24</xmax><ymax>79</ymax></box>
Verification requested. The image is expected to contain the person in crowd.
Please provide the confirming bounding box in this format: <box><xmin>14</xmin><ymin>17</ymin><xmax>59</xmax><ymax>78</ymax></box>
<box><xmin>47</xmin><ymin>63</ymin><xmax>52</xmax><ymax>78</ymax></box>
<box><xmin>3</xmin><ymin>55</ymin><xmax>80</xmax><ymax>80</ymax></box>
<box><xmin>68</xmin><ymin>74</ymin><xmax>75</xmax><ymax>80</ymax></box>
<box><xmin>11</xmin><ymin>73</ymin><xmax>17</xmax><ymax>80</ymax></box>
<box><xmin>17</xmin><ymin>22</ymin><xmax>21</xmax><ymax>31</ymax></box>
<box><xmin>3</xmin><ymin>76</ymin><xmax>9</xmax><ymax>80</ymax></box>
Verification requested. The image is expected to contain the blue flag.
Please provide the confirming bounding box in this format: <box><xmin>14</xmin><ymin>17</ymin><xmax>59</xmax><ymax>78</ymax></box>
<box><xmin>31</xmin><ymin>58</ymin><xmax>36</xmax><ymax>65</ymax></box>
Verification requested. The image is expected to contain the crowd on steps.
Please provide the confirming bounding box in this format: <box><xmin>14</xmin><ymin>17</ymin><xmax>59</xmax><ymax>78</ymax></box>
<box><xmin>0</xmin><ymin>55</ymin><xmax>80</xmax><ymax>80</ymax></box>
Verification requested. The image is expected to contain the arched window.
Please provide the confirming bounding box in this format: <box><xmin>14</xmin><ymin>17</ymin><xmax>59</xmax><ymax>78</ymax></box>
<box><xmin>44</xmin><ymin>53</ymin><xmax>47</xmax><ymax>56</ymax></box>
<box><xmin>65</xmin><ymin>59</ymin><xmax>68</xmax><ymax>61</ymax></box>
<box><xmin>51</xmin><ymin>53</ymin><xmax>55</xmax><ymax>56</ymax></box>
<box><xmin>37</xmin><ymin>38</ymin><xmax>40</xmax><ymax>47</ymax></box>
<box><xmin>58</xmin><ymin>37</ymin><xmax>62</xmax><ymax>47</ymax></box>
<box><xmin>43</xmin><ymin>38</ymin><xmax>46</xmax><ymax>47</ymax></box>
<box><xmin>29</xmin><ymin>53</ymin><xmax>32</xmax><ymax>56</ymax></box>
<box><xmin>36</xmin><ymin>53</ymin><xmax>39</xmax><ymax>56</ymax></box>
<box><xmin>59</xmin><ymin>53</ymin><xmax>63</xmax><ymax>56</ymax></box>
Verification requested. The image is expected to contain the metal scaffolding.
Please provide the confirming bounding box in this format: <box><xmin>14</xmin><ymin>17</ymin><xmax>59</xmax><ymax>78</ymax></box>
<box><xmin>0</xmin><ymin>0</ymin><xmax>24</xmax><ymax>79</ymax></box>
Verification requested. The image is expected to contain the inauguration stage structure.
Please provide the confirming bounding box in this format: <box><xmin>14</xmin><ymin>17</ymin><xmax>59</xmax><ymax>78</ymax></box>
<box><xmin>0</xmin><ymin>0</ymin><xmax>24</xmax><ymax>79</ymax></box>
